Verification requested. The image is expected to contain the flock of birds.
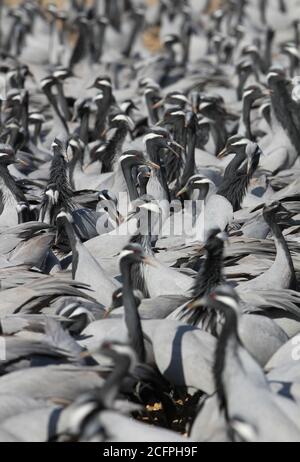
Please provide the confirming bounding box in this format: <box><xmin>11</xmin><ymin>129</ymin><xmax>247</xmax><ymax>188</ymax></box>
<box><xmin>0</xmin><ymin>0</ymin><xmax>300</xmax><ymax>442</ymax></box>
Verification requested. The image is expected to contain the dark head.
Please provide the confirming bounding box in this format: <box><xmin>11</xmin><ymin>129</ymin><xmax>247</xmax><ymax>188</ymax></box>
<box><xmin>136</xmin><ymin>165</ymin><xmax>151</xmax><ymax>195</ymax></box>
<box><xmin>120</xmin><ymin>99</ymin><xmax>139</xmax><ymax>116</ymax></box>
<box><xmin>4</xmin><ymin>90</ymin><xmax>23</xmax><ymax>112</ymax></box>
<box><xmin>108</xmin><ymin>287</ymin><xmax>143</xmax><ymax>311</ymax></box>
<box><xmin>51</xmin><ymin>138</ymin><xmax>66</xmax><ymax>158</ymax></box>
<box><xmin>138</xmin><ymin>77</ymin><xmax>159</xmax><ymax>91</ymax></box>
<box><xmin>110</xmin><ymin>287</ymin><xmax>124</xmax><ymax>310</ymax></box>
<box><xmin>140</xmin><ymin>78</ymin><xmax>159</xmax><ymax>91</ymax></box>
<box><xmin>263</xmin><ymin>201</ymin><xmax>292</xmax><ymax>226</ymax></box>
<box><xmin>17</xmin><ymin>201</ymin><xmax>31</xmax><ymax>223</ymax></box>
<box><xmin>68</xmin><ymin>136</ymin><xmax>85</xmax><ymax>157</ymax></box>
<box><xmin>177</xmin><ymin>174</ymin><xmax>214</xmax><ymax>200</ymax></box>
<box><xmin>0</xmin><ymin>144</ymin><xmax>16</xmax><ymax>166</ymax></box>
<box><xmin>242</xmin><ymin>85</ymin><xmax>268</xmax><ymax>103</ymax></box>
<box><xmin>161</xmin><ymin>107</ymin><xmax>186</xmax><ymax>126</ymax></box>
<box><xmin>119</xmin><ymin>150</ymin><xmax>159</xmax><ymax>171</ymax></box>
<box><xmin>40</xmin><ymin>75</ymin><xmax>57</xmax><ymax>92</ymax></box>
<box><xmin>52</xmin><ymin>67</ymin><xmax>74</xmax><ymax>82</ymax></box>
<box><xmin>236</xmin><ymin>59</ymin><xmax>254</xmax><ymax>78</ymax></box>
<box><xmin>89</xmin><ymin>76</ymin><xmax>112</xmax><ymax>94</ymax></box>
<box><xmin>164</xmin><ymin>91</ymin><xmax>190</xmax><ymax>108</ymax></box>
<box><xmin>143</xmin><ymin>131</ymin><xmax>183</xmax><ymax>157</ymax></box>
<box><xmin>28</xmin><ymin>112</ymin><xmax>45</xmax><ymax>126</ymax></box>
<box><xmin>242</xmin><ymin>44</ymin><xmax>261</xmax><ymax>61</ymax></box>
<box><xmin>218</xmin><ymin>136</ymin><xmax>248</xmax><ymax>158</ymax></box>
<box><xmin>267</xmin><ymin>68</ymin><xmax>288</xmax><ymax>89</ymax></box>
<box><xmin>204</xmin><ymin>228</ymin><xmax>228</xmax><ymax>254</ymax></box>
<box><xmin>109</xmin><ymin>114</ymin><xmax>135</xmax><ymax>132</ymax></box>
<box><xmin>143</xmin><ymin>85</ymin><xmax>161</xmax><ymax>104</ymax></box>
<box><xmin>197</xmin><ymin>117</ymin><xmax>213</xmax><ymax>142</ymax></box>
<box><xmin>119</xmin><ymin>243</ymin><xmax>147</xmax><ymax>266</ymax></box>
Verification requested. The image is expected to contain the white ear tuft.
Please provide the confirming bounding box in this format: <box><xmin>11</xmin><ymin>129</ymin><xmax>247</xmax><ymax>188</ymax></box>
<box><xmin>143</xmin><ymin>133</ymin><xmax>163</xmax><ymax>145</ymax></box>
<box><xmin>119</xmin><ymin>249</ymin><xmax>134</xmax><ymax>260</ymax></box>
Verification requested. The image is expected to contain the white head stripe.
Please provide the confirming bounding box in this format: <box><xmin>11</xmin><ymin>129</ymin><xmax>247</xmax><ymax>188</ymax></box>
<box><xmin>112</xmin><ymin>115</ymin><xmax>129</xmax><ymax>122</ymax></box>
<box><xmin>215</xmin><ymin>295</ymin><xmax>239</xmax><ymax>310</ymax></box>
<box><xmin>143</xmin><ymin>133</ymin><xmax>164</xmax><ymax>144</ymax></box>
<box><xmin>232</xmin><ymin>140</ymin><xmax>248</xmax><ymax>146</ymax></box>
<box><xmin>243</xmin><ymin>90</ymin><xmax>254</xmax><ymax>98</ymax></box>
<box><xmin>170</xmin><ymin>111</ymin><xmax>185</xmax><ymax>116</ymax></box>
<box><xmin>56</xmin><ymin>211</ymin><xmax>68</xmax><ymax>219</ymax></box>
<box><xmin>98</xmin><ymin>80</ymin><xmax>112</xmax><ymax>87</ymax></box>
<box><xmin>69</xmin><ymin>139</ymin><xmax>79</xmax><ymax>148</ymax></box>
<box><xmin>172</xmin><ymin>94</ymin><xmax>188</xmax><ymax>102</ymax></box>
<box><xmin>119</xmin><ymin>154</ymin><xmax>135</xmax><ymax>161</ymax></box>
<box><xmin>119</xmin><ymin>250</ymin><xmax>134</xmax><ymax>260</ymax></box>
<box><xmin>200</xmin><ymin>102</ymin><xmax>212</xmax><ymax>110</ymax></box>
<box><xmin>194</xmin><ymin>179</ymin><xmax>213</xmax><ymax>185</ymax></box>
<box><xmin>267</xmin><ymin>72</ymin><xmax>279</xmax><ymax>79</ymax></box>
<box><xmin>69</xmin><ymin>307</ymin><xmax>88</xmax><ymax>318</ymax></box>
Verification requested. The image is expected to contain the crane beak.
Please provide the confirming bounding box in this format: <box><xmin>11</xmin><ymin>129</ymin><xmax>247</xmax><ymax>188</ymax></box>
<box><xmin>16</xmin><ymin>158</ymin><xmax>29</xmax><ymax>166</ymax></box>
<box><xmin>80</xmin><ymin>349</ymin><xmax>93</xmax><ymax>359</ymax></box>
<box><xmin>217</xmin><ymin>147</ymin><xmax>228</xmax><ymax>158</ymax></box>
<box><xmin>103</xmin><ymin>307</ymin><xmax>113</xmax><ymax>319</ymax></box>
<box><xmin>262</xmin><ymin>89</ymin><xmax>271</xmax><ymax>97</ymax></box>
<box><xmin>166</xmin><ymin>143</ymin><xmax>180</xmax><ymax>158</ymax></box>
<box><xmin>101</xmin><ymin>127</ymin><xmax>108</xmax><ymax>137</ymax></box>
<box><xmin>152</xmin><ymin>99</ymin><xmax>164</xmax><ymax>109</ymax></box>
<box><xmin>167</xmin><ymin>140</ymin><xmax>184</xmax><ymax>157</ymax></box>
<box><xmin>83</xmin><ymin>160</ymin><xmax>95</xmax><ymax>170</ymax></box>
<box><xmin>186</xmin><ymin>298</ymin><xmax>206</xmax><ymax>309</ymax></box>
<box><xmin>176</xmin><ymin>185</ymin><xmax>188</xmax><ymax>197</ymax></box>
<box><xmin>144</xmin><ymin>160</ymin><xmax>160</xmax><ymax>170</ymax></box>
<box><xmin>170</xmin><ymin>140</ymin><xmax>185</xmax><ymax>151</ymax></box>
